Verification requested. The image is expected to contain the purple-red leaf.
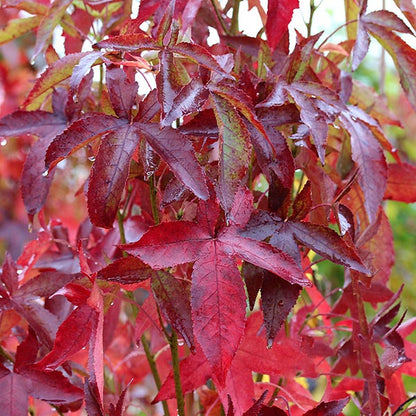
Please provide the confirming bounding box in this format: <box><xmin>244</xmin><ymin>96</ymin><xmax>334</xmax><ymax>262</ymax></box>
<box><xmin>106</xmin><ymin>66</ymin><xmax>138</xmax><ymax>120</ymax></box>
<box><xmin>87</xmin><ymin>126</ymin><xmax>140</xmax><ymax>228</ymax></box>
<box><xmin>138</xmin><ymin>123</ymin><xmax>209</xmax><ymax>200</ymax></box>
<box><xmin>45</xmin><ymin>114</ymin><xmax>126</xmax><ymax>169</ymax></box>
<box><xmin>340</xmin><ymin>110</ymin><xmax>387</xmax><ymax>223</ymax></box>
<box><xmin>122</xmin><ymin>221</ymin><xmax>210</xmax><ymax>268</ymax></box>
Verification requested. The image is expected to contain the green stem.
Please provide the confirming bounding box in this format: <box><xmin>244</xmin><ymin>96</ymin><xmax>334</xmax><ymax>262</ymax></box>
<box><xmin>142</xmin><ymin>335</ymin><xmax>171</xmax><ymax>416</ymax></box>
<box><xmin>210</xmin><ymin>0</ymin><xmax>230</xmax><ymax>35</ymax></box>
<box><xmin>0</xmin><ymin>345</ymin><xmax>14</xmax><ymax>363</ymax></box>
<box><xmin>169</xmin><ymin>331</ymin><xmax>185</xmax><ymax>416</ymax></box>
<box><xmin>306</xmin><ymin>0</ymin><xmax>316</xmax><ymax>37</ymax></box>
<box><xmin>230</xmin><ymin>0</ymin><xmax>241</xmax><ymax>35</ymax></box>
<box><xmin>149</xmin><ymin>174</ymin><xmax>160</xmax><ymax>225</ymax></box>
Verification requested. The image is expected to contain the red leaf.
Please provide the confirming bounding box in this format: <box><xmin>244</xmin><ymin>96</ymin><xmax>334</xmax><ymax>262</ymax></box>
<box><xmin>94</xmin><ymin>33</ymin><xmax>161</xmax><ymax>52</ymax></box>
<box><xmin>35</xmin><ymin>303</ymin><xmax>96</xmax><ymax>370</ymax></box>
<box><xmin>0</xmin><ymin>110</ymin><xmax>66</xmax><ymax>137</ymax></box>
<box><xmin>154</xmin><ymin>346</ymin><xmax>211</xmax><ymax>402</ymax></box>
<box><xmin>384</xmin><ymin>162</ymin><xmax>416</xmax><ymax>203</ymax></box>
<box><xmin>266</xmin><ymin>0</ymin><xmax>299</xmax><ymax>51</ymax></box>
<box><xmin>87</xmin><ymin>127</ymin><xmax>140</xmax><ymax>228</ymax></box>
<box><xmin>123</xmin><ymin>221</ymin><xmax>210</xmax><ymax>268</ymax></box>
<box><xmin>1</xmin><ymin>253</ymin><xmax>18</xmax><ymax>295</ymax></box>
<box><xmin>363</xmin><ymin>13</ymin><xmax>416</xmax><ymax>111</ymax></box>
<box><xmin>192</xmin><ymin>251</ymin><xmax>247</xmax><ymax>385</ymax></box>
<box><xmin>171</xmin><ymin>42</ymin><xmax>231</xmax><ymax>76</ymax></box>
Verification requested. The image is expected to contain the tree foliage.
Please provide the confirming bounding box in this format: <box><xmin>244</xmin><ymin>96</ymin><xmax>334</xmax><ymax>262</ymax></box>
<box><xmin>1</xmin><ymin>0</ymin><xmax>416</xmax><ymax>415</ymax></box>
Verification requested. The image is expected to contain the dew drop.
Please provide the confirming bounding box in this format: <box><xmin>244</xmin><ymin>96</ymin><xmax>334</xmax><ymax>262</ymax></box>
<box><xmin>310</xmin><ymin>94</ymin><xmax>317</xmax><ymax>99</ymax></box>
<box><xmin>17</xmin><ymin>269</ymin><xmax>23</xmax><ymax>275</ymax></box>
<box><xmin>0</xmin><ymin>139</ymin><xmax>6</xmax><ymax>146</ymax></box>
<box><xmin>178</xmin><ymin>339</ymin><xmax>184</xmax><ymax>346</ymax></box>
<box><xmin>351</xmin><ymin>115</ymin><xmax>358</xmax><ymax>121</ymax></box>
<box><xmin>42</xmin><ymin>169</ymin><xmax>49</xmax><ymax>177</ymax></box>
<box><xmin>88</xmin><ymin>156</ymin><xmax>96</xmax><ymax>162</ymax></box>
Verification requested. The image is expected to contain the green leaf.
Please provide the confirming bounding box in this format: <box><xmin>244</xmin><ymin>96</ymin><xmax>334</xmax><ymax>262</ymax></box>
<box><xmin>0</xmin><ymin>16</ymin><xmax>42</xmax><ymax>45</ymax></box>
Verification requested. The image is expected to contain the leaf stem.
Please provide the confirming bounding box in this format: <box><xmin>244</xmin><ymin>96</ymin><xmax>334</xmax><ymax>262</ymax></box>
<box><xmin>169</xmin><ymin>330</ymin><xmax>185</xmax><ymax>416</ymax></box>
<box><xmin>149</xmin><ymin>174</ymin><xmax>160</xmax><ymax>225</ymax></box>
<box><xmin>316</xmin><ymin>19</ymin><xmax>358</xmax><ymax>50</ymax></box>
<box><xmin>231</xmin><ymin>0</ymin><xmax>241</xmax><ymax>35</ymax></box>
<box><xmin>210</xmin><ymin>0</ymin><xmax>230</xmax><ymax>35</ymax></box>
<box><xmin>141</xmin><ymin>335</ymin><xmax>171</xmax><ymax>416</ymax></box>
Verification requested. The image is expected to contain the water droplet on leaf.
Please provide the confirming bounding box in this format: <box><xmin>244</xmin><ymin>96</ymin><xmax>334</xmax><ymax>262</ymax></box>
<box><xmin>42</xmin><ymin>169</ymin><xmax>49</xmax><ymax>177</ymax></box>
<box><xmin>0</xmin><ymin>139</ymin><xmax>6</xmax><ymax>146</ymax></box>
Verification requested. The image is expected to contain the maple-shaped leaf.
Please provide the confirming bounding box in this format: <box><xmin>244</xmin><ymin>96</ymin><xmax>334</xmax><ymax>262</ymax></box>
<box><xmin>123</xmin><ymin>189</ymin><xmax>308</xmax><ymax>383</ymax></box>
<box><xmin>259</xmin><ymin>80</ymin><xmax>342</xmax><ymax>164</ymax></box>
<box><xmin>241</xmin><ymin>210</ymin><xmax>368</xmax><ymax>273</ymax></box>
<box><xmin>266</xmin><ymin>0</ymin><xmax>299</xmax><ymax>51</ymax></box>
<box><xmin>45</xmin><ymin>72</ymin><xmax>208</xmax><ymax>228</ymax></box>
<box><xmin>0</xmin><ymin>330</ymin><xmax>83</xmax><ymax>416</ymax></box>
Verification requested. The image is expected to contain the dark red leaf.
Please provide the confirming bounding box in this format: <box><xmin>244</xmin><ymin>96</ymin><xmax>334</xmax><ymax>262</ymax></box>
<box><xmin>138</xmin><ymin>123</ymin><xmax>209</xmax><ymax>200</ymax></box>
<box><xmin>87</xmin><ymin>127</ymin><xmax>140</xmax><ymax>228</ymax></box>
<box><xmin>1</xmin><ymin>253</ymin><xmax>18</xmax><ymax>295</ymax></box>
<box><xmin>106</xmin><ymin>66</ymin><xmax>138</xmax><ymax>120</ymax></box>
<box><xmin>0</xmin><ymin>110</ymin><xmax>65</xmax><ymax>137</ymax></box>
<box><xmin>151</xmin><ymin>271</ymin><xmax>195</xmax><ymax>349</ymax></box>
<box><xmin>261</xmin><ymin>273</ymin><xmax>301</xmax><ymax>346</ymax></box>
<box><xmin>45</xmin><ymin>114</ymin><xmax>127</xmax><ymax>169</ymax></box>
<box><xmin>162</xmin><ymin>77</ymin><xmax>209</xmax><ymax>127</ymax></box>
<box><xmin>96</xmin><ymin>256</ymin><xmax>153</xmax><ymax>285</ymax></box>
<box><xmin>171</xmin><ymin>42</ymin><xmax>231</xmax><ymax>76</ymax></box>
<box><xmin>303</xmin><ymin>397</ymin><xmax>350</xmax><ymax>416</ymax></box>
<box><xmin>0</xmin><ymin>369</ymin><xmax>29</xmax><ymax>416</ymax></box>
